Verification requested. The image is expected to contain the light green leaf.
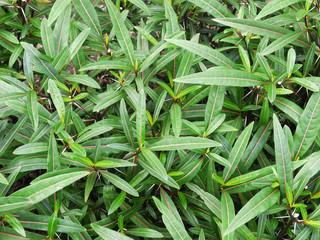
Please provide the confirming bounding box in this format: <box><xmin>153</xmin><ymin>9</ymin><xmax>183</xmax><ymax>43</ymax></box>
<box><xmin>48</xmin><ymin>79</ymin><xmax>65</xmax><ymax>123</ymax></box>
<box><xmin>166</xmin><ymin>39</ymin><xmax>237</xmax><ymax>69</ymax></box>
<box><xmin>224</xmin><ymin>187</ymin><xmax>280</xmax><ymax>235</ymax></box>
<box><xmin>148</xmin><ymin>137</ymin><xmax>221</xmax><ymax>151</ymax></box>
<box><xmin>273</xmin><ymin>114</ymin><xmax>293</xmax><ymax>195</ymax></box>
<box><xmin>174</xmin><ymin>67</ymin><xmax>267</xmax><ymax>87</ymax></box>
<box><xmin>256</xmin><ymin>0</ymin><xmax>305</xmax><ymax>20</ymax></box>
<box><xmin>105</xmin><ymin>0</ymin><xmax>136</xmax><ymax>67</ymax></box>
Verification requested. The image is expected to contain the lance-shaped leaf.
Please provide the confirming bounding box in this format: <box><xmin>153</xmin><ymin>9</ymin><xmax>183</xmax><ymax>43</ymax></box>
<box><xmin>120</xmin><ymin>99</ymin><xmax>135</xmax><ymax>148</ymax></box>
<box><xmin>273</xmin><ymin>114</ymin><xmax>293</xmax><ymax>195</ymax></box>
<box><xmin>136</xmin><ymin>90</ymin><xmax>146</xmax><ymax>148</ymax></box>
<box><xmin>100</xmin><ymin>171</ymin><xmax>139</xmax><ymax>197</ymax></box>
<box><xmin>72</xmin><ymin>0</ymin><xmax>102</xmax><ymax>38</ymax></box>
<box><xmin>4</xmin><ymin>214</ymin><xmax>26</xmax><ymax>237</ymax></box>
<box><xmin>48</xmin><ymin>0</ymin><xmax>72</xmax><ymax>26</ymax></box>
<box><xmin>222</xmin><ymin>191</ymin><xmax>235</xmax><ymax>240</ymax></box>
<box><xmin>166</xmin><ymin>39</ymin><xmax>237</xmax><ymax>69</ymax></box>
<box><xmin>256</xmin><ymin>0</ymin><xmax>305</xmax><ymax>20</ymax></box>
<box><xmin>0</xmin><ymin>116</ymin><xmax>27</xmax><ymax>157</ymax></box>
<box><xmin>63</xmin><ymin>75</ymin><xmax>100</xmax><ymax>89</ymax></box>
<box><xmin>16</xmin><ymin>211</ymin><xmax>86</xmax><ymax>233</ymax></box>
<box><xmin>80</xmin><ymin>60</ymin><xmax>134</xmax><ymax>72</ymax></box>
<box><xmin>105</xmin><ymin>0</ymin><xmax>136</xmax><ymax>67</ymax></box>
<box><xmin>174</xmin><ymin>67</ymin><xmax>267</xmax><ymax>87</ymax></box>
<box><xmin>293</xmin><ymin>92</ymin><xmax>320</xmax><ymax>160</ymax></box>
<box><xmin>148</xmin><ymin>137</ymin><xmax>221</xmax><ymax>151</ymax></box>
<box><xmin>21</xmin><ymin>42</ymin><xmax>63</xmax><ymax>83</ymax></box>
<box><xmin>47</xmin><ymin>130</ymin><xmax>60</xmax><ymax>172</ymax></box>
<box><xmin>108</xmin><ymin>191</ymin><xmax>126</xmax><ymax>215</ymax></box>
<box><xmin>27</xmin><ymin>90</ymin><xmax>38</xmax><ymax>130</ymax></box>
<box><xmin>128</xmin><ymin>0</ymin><xmax>150</xmax><ymax>15</ymax></box>
<box><xmin>93</xmin><ymin>89</ymin><xmax>126</xmax><ymax>112</ymax></box>
<box><xmin>0</xmin><ymin>197</ymin><xmax>31</xmax><ymax>216</ymax></box>
<box><xmin>187</xmin><ymin>0</ymin><xmax>234</xmax><ymax>18</ymax></box>
<box><xmin>91</xmin><ymin>223</ymin><xmax>133</xmax><ymax>240</ymax></box>
<box><xmin>164</xmin><ymin>0</ymin><xmax>180</xmax><ymax>36</ymax></box>
<box><xmin>48</xmin><ymin>79</ymin><xmax>65</xmax><ymax>123</ymax></box>
<box><xmin>205</xmin><ymin>85</ymin><xmax>225</xmax><ymax>128</ymax></box>
<box><xmin>261</xmin><ymin>32</ymin><xmax>304</xmax><ymax>56</ymax></box>
<box><xmin>84</xmin><ymin>171</ymin><xmax>97</xmax><ymax>202</ymax></box>
<box><xmin>224</xmin><ymin>187</ymin><xmax>280</xmax><ymax>235</ymax></box>
<box><xmin>11</xmin><ymin>171</ymin><xmax>89</xmax><ymax>204</ymax></box>
<box><xmin>214</xmin><ymin>18</ymin><xmax>309</xmax><ymax>48</ymax></box>
<box><xmin>241</xmin><ymin>120</ymin><xmax>272</xmax><ymax>170</ymax></box>
<box><xmin>187</xmin><ymin>183</ymin><xmax>222</xmax><ymax>219</ymax></box>
<box><xmin>153</xmin><ymin>197</ymin><xmax>192</xmax><ymax>240</ymax></box>
<box><xmin>13</xmin><ymin>142</ymin><xmax>48</xmax><ymax>155</ymax></box>
<box><xmin>41</xmin><ymin>18</ymin><xmax>55</xmax><ymax>58</ymax></box>
<box><xmin>141</xmin><ymin>148</ymin><xmax>168</xmax><ymax>181</ymax></box>
<box><xmin>223</xmin><ymin>122</ymin><xmax>254</xmax><ymax>182</ymax></box>
<box><xmin>171</xmin><ymin>103</ymin><xmax>182</xmax><ymax>138</ymax></box>
<box><xmin>0</xmin><ymin>226</ymin><xmax>45</xmax><ymax>239</ymax></box>
<box><xmin>126</xmin><ymin>228</ymin><xmax>163</xmax><ymax>238</ymax></box>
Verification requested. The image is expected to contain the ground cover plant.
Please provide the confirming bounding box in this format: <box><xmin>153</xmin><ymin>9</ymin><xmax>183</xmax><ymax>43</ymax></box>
<box><xmin>1</xmin><ymin>0</ymin><xmax>320</xmax><ymax>239</ymax></box>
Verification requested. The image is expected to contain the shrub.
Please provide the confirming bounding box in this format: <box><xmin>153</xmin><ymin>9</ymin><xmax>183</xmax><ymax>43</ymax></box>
<box><xmin>0</xmin><ymin>0</ymin><xmax>320</xmax><ymax>239</ymax></box>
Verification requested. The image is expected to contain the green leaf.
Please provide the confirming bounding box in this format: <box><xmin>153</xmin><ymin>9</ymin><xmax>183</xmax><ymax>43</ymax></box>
<box><xmin>41</xmin><ymin>18</ymin><xmax>56</xmax><ymax>58</ymax></box>
<box><xmin>164</xmin><ymin>0</ymin><xmax>180</xmax><ymax>36</ymax></box>
<box><xmin>0</xmin><ymin>116</ymin><xmax>27</xmax><ymax>157</ymax></box>
<box><xmin>290</xmin><ymin>77</ymin><xmax>319</xmax><ymax>92</ymax></box>
<box><xmin>214</xmin><ymin>18</ymin><xmax>309</xmax><ymax>48</ymax></box>
<box><xmin>13</xmin><ymin>142</ymin><xmax>48</xmax><ymax>155</ymax></box>
<box><xmin>48</xmin><ymin>0</ymin><xmax>72</xmax><ymax>26</ymax></box>
<box><xmin>137</xmin><ymin>90</ymin><xmax>146</xmax><ymax>148</ymax></box>
<box><xmin>11</xmin><ymin>171</ymin><xmax>89</xmax><ymax>204</ymax></box>
<box><xmin>120</xmin><ymin>99</ymin><xmax>136</xmax><ymax>148</ymax></box>
<box><xmin>273</xmin><ymin>114</ymin><xmax>293</xmax><ymax>195</ymax></box>
<box><xmin>166</xmin><ymin>39</ymin><xmax>237</xmax><ymax>69</ymax></box>
<box><xmin>187</xmin><ymin>0</ymin><xmax>234</xmax><ymax>18</ymax></box>
<box><xmin>153</xmin><ymin>197</ymin><xmax>192</xmax><ymax>240</ymax></box>
<box><xmin>174</xmin><ymin>67</ymin><xmax>267</xmax><ymax>87</ymax></box>
<box><xmin>47</xmin><ymin>130</ymin><xmax>60</xmax><ymax>172</ymax></box>
<box><xmin>100</xmin><ymin>171</ymin><xmax>139</xmax><ymax>197</ymax></box>
<box><xmin>21</xmin><ymin>42</ymin><xmax>63</xmax><ymax>83</ymax></box>
<box><xmin>80</xmin><ymin>60</ymin><xmax>134</xmax><ymax>72</ymax></box>
<box><xmin>94</xmin><ymin>89</ymin><xmax>126</xmax><ymax>112</ymax></box>
<box><xmin>4</xmin><ymin>214</ymin><xmax>26</xmax><ymax>237</ymax></box>
<box><xmin>256</xmin><ymin>0</ymin><xmax>305</xmax><ymax>20</ymax></box>
<box><xmin>171</xmin><ymin>103</ymin><xmax>182</xmax><ymax>138</ymax></box>
<box><xmin>261</xmin><ymin>32</ymin><xmax>303</xmax><ymax>56</ymax></box>
<box><xmin>84</xmin><ymin>171</ymin><xmax>97</xmax><ymax>202</ymax></box>
<box><xmin>63</xmin><ymin>75</ymin><xmax>100</xmax><ymax>89</ymax></box>
<box><xmin>108</xmin><ymin>191</ymin><xmax>126</xmax><ymax>215</ymax></box>
<box><xmin>186</xmin><ymin>182</ymin><xmax>221</xmax><ymax>219</ymax></box>
<box><xmin>0</xmin><ymin>29</ymin><xmax>19</xmax><ymax>44</ymax></box>
<box><xmin>105</xmin><ymin>0</ymin><xmax>136</xmax><ymax>67</ymax></box>
<box><xmin>72</xmin><ymin>0</ymin><xmax>102</xmax><ymax>38</ymax></box>
<box><xmin>0</xmin><ymin>197</ymin><xmax>31</xmax><ymax>215</ymax></box>
<box><xmin>91</xmin><ymin>223</ymin><xmax>133</xmax><ymax>240</ymax></box>
<box><xmin>27</xmin><ymin>90</ymin><xmax>39</xmax><ymax>130</ymax></box>
<box><xmin>287</xmin><ymin>48</ymin><xmax>296</xmax><ymax>78</ymax></box>
<box><xmin>148</xmin><ymin>137</ymin><xmax>221</xmax><ymax>151</ymax></box>
<box><xmin>48</xmin><ymin>79</ymin><xmax>65</xmax><ymax>123</ymax></box>
<box><xmin>293</xmin><ymin>93</ymin><xmax>320</xmax><ymax>160</ymax></box>
<box><xmin>141</xmin><ymin>148</ymin><xmax>168</xmax><ymax>181</ymax></box>
<box><xmin>128</xmin><ymin>0</ymin><xmax>150</xmax><ymax>15</ymax></box>
<box><xmin>223</xmin><ymin>122</ymin><xmax>254</xmax><ymax>182</ymax></box>
<box><xmin>48</xmin><ymin>212</ymin><xmax>58</xmax><ymax>238</ymax></box>
<box><xmin>224</xmin><ymin>187</ymin><xmax>280</xmax><ymax>235</ymax></box>
<box><xmin>126</xmin><ymin>228</ymin><xmax>163</xmax><ymax>238</ymax></box>
<box><xmin>222</xmin><ymin>191</ymin><xmax>235</xmax><ymax>240</ymax></box>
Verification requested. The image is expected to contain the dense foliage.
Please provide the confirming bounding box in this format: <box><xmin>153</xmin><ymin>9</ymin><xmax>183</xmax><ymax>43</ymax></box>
<box><xmin>1</xmin><ymin>0</ymin><xmax>320</xmax><ymax>239</ymax></box>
